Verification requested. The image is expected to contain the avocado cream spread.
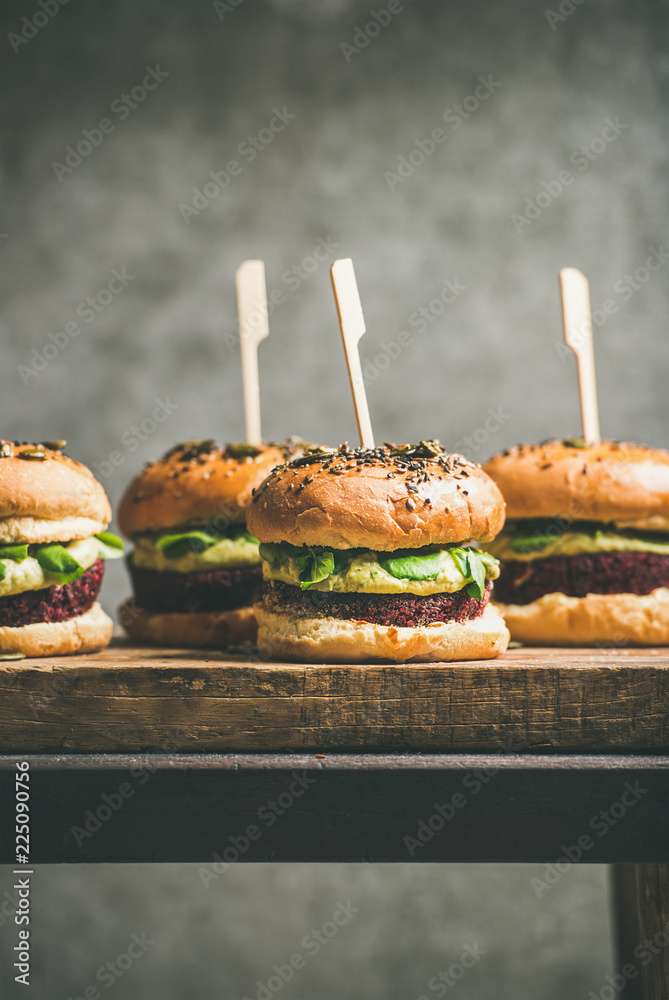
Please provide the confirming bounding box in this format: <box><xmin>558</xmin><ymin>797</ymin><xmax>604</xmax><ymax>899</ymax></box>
<box><xmin>132</xmin><ymin>531</ymin><xmax>260</xmax><ymax>573</ymax></box>
<box><xmin>0</xmin><ymin>537</ymin><xmax>102</xmax><ymax>599</ymax></box>
<box><xmin>260</xmin><ymin>543</ymin><xmax>500</xmax><ymax>597</ymax></box>
<box><xmin>488</xmin><ymin>520</ymin><xmax>669</xmax><ymax>563</ymax></box>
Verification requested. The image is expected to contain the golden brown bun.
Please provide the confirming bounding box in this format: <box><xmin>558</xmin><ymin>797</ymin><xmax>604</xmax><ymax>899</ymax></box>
<box><xmin>0</xmin><ymin>440</ymin><xmax>111</xmax><ymax>543</ymax></box>
<box><xmin>118</xmin><ymin>598</ymin><xmax>257</xmax><ymax>648</ymax></box>
<box><xmin>0</xmin><ymin>603</ymin><xmax>113</xmax><ymax>657</ymax></box>
<box><xmin>495</xmin><ymin>588</ymin><xmax>669</xmax><ymax>646</ymax></box>
<box><xmin>248</xmin><ymin>443</ymin><xmax>506</xmax><ymax>550</ymax></box>
<box><xmin>118</xmin><ymin>441</ymin><xmax>288</xmax><ymax>538</ymax></box>
<box><xmin>254</xmin><ymin>602</ymin><xmax>509</xmax><ymax>663</ymax></box>
<box><xmin>484</xmin><ymin>440</ymin><xmax>669</xmax><ymax>531</ymax></box>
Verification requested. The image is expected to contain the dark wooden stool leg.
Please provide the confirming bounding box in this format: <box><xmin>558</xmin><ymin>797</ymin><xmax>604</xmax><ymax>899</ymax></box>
<box><xmin>636</xmin><ymin>865</ymin><xmax>669</xmax><ymax>1000</ymax></box>
<box><xmin>611</xmin><ymin>865</ymin><xmax>644</xmax><ymax>1000</ymax></box>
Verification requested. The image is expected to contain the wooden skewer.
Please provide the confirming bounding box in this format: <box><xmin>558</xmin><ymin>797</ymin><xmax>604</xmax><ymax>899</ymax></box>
<box><xmin>559</xmin><ymin>267</ymin><xmax>601</xmax><ymax>445</ymax></box>
<box><xmin>330</xmin><ymin>258</ymin><xmax>375</xmax><ymax>449</ymax></box>
<box><xmin>235</xmin><ymin>260</ymin><xmax>269</xmax><ymax>446</ymax></box>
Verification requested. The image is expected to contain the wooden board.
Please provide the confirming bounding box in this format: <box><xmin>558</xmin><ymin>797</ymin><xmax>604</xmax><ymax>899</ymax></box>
<box><xmin>2</xmin><ymin>643</ymin><xmax>668</xmax><ymax>753</ymax></box>
<box><xmin>1</xmin><ymin>752</ymin><xmax>668</xmax><ymax>864</ymax></box>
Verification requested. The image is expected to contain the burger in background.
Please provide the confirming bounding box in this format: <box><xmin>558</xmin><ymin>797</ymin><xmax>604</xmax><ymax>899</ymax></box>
<box><xmin>484</xmin><ymin>439</ymin><xmax>669</xmax><ymax>645</ymax></box>
<box><xmin>247</xmin><ymin>441</ymin><xmax>509</xmax><ymax>663</ymax></box>
<box><xmin>0</xmin><ymin>440</ymin><xmax>123</xmax><ymax>658</ymax></box>
<box><xmin>117</xmin><ymin>438</ymin><xmax>315</xmax><ymax>648</ymax></box>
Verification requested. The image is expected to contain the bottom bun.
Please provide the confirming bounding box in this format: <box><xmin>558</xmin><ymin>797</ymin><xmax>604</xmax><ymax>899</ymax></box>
<box><xmin>119</xmin><ymin>598</ymin><xmax>257</xmax><ymax>648</ymax></box>
<box><xmin>253</xmin><ymin>603</ymin><xmax>509</xmax><ymax>663</ymax></box>
<box><xmin>495</xmin><ymin>588</ymin><xmax>669</xmax><ymax>646</ymax></box>
<box><xmin>0</xmin><ymin>603</ymin><xmax>113</xmax><ymax>658</ymax></box>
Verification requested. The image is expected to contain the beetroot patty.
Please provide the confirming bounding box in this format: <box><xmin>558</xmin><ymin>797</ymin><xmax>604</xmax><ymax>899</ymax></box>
<box><xmin>262</xmin><ymin>580</ymin><xmax>491</xmax><ymax>627</ymax></box>
<box><xmin>129</xmin><ymin>562</ymin><xmax>262</xmax><ymax>613</ymax></box>
<box><xmin>0</xmin><ymin>559</ymin><xmax>105</xmax><ymax>627</ymax></box>
<box><xmin>495</xmin><ymin>550</ymin><xmax>669</xmax><ymax>605</ymax></box>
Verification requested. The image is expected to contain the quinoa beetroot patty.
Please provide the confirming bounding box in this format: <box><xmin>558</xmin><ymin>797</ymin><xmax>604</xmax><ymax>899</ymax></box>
<box><xmin>262</xmin><ymin>580</ymin><xmax>491</xmax><ymax>627</ymax></box>
<box><xmin>495</xmin><ymin>550</ymin><xmax>669</xmax><ymax>605</ymax></box>
<box><xmin>0</xmin><ymin>559</ymin><xmax>105</xmax><ymax>627</ymax></box>
<box><xmin>129</xmin><ymin>562</ymin><xmax>262</xmax><ymax>613</ymax></box>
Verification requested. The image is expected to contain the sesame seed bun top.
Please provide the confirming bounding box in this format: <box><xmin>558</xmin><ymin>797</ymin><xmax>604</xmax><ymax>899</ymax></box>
<box><xmin>118</xmin><ymin>438</ymin><xmax>312</xmax><ymax>538</ymax></box>
<box><xmin>0</xmin><ymin>440</ymin><xmax>111</xmax><ymax>544</ymax></box>
<box><xmin>484</xmin><ymin>439</ymin><xmax>669</xmax><ymax>531</ymax></box>
<box><xmin>247</xmin><ymin>441</ymin><xmax>506</xmax><ymax>551</ymax></box>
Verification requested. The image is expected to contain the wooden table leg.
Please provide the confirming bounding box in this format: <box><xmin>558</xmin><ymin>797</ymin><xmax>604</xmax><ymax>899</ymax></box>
<box><xmin>636</xmin><ymin>865</ymin><xmax>669</xmax><ymax>999</ymax></box>
<box><xmin>611</xmin><ymin>865</ymin><xmax>644</xmax><ymax>1000</ymax></box>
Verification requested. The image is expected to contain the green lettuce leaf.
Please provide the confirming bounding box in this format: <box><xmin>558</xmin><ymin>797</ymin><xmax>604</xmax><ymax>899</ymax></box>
<box><xmin>0</xmin><ymin>564</ymin><xmax>5</xmax><ymax>582</ymax></box>
<box><xmin>155</xmin><ymin>526</ymin><xmax>258</xmax><ymax>559</ymax></box>
<box><xmin>259</xmin><ymin>542</ymin><xmax>348</xmax><ymax>588</ymax></box>
<box><xmin>507</xmin><ymin>519</ymin><xmax>595</xmax><ymax>553</ymax></box>
<box><xmin>258</xmin><ymin>541</ymin><xmax>291</xmax><ymax>567</ymax></box>
<box><xmin>95</xmin><ymin>532</ymin><xmax>124</xmax><ymax>559</ymax></box>
<box><xmin>466</xmin><ymin>551</ymin><xmax>487</xmax><ymax>599</ymax></box>
<box><xmin>296</xmin><ymin>549</ymin><xmax>335</xmax><ymax>590</ymax></box>
<box><xmin>378</xmin><ymin>550</ymin><xmax>442</xmax><ymax>581</ymax></box>
<box><xmin>0</xmin><ymin>544</ymin><xmax>29</xmax><ymax>562</ymax></box>
<box><xmin>228</xmin><ymin>526</ymin><xmax>258</xmax><ymax>544</ymax></box>
<box><xmin>508</xmin><ymin>533</ymin><xmax>556</xmax><ymax>553</ymax></box>
<box><xmin>449</xmin><ymin>546</ymin><xmax>490</xmax><ymax>600</ymax></box>
<box><xmin>449</xmin><ymin>547</ymin><xmax>470</xmax><ymax>577</ymax></box>
<box><xmin>33</xmin><ymin>544</ymin><xmax>84</xmax><ymax>585</ymax></box>
<box><xmin>156</xmin><ymin>531</ymin><xmax>219</xmax><ymax>559</ymax></box>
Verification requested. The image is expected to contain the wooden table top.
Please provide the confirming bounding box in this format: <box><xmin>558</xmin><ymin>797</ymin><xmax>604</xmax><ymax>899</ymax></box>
<box><xmin>2</xmin><ymin>642</ymin><xmax>668</xmax><ymax>754</ymax></box>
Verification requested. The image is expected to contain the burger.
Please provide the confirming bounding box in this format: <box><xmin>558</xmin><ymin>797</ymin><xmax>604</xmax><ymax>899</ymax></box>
<box><xmin>483</xmin><ymin>439</ymin><xmax>669</xmax><ymax>645</ymax></box>
<box><xmin>0</xmin><ymin>440</ymin><xmax>122</xmax><ymax>658</ymax></box>
<box><xmin>117</xmin><ymin>439</ymin><xmax>309</xmax><ymax>648</ymax></box>
<box><xmin>246</xmin><ymin>442</ymin><xmax>509</xmax><ymax>663</ymax></box>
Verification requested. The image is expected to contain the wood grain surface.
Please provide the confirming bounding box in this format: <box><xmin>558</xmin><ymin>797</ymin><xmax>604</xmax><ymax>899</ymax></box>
<box><xmin>637</xmin><ymin>865</ymin><xmax>669</xmax><ymax>997</ymax></box>
<box><xmin>1</xmin><ymin>642</ymin><xmax>668</xmax><ymax>754</ymax></box>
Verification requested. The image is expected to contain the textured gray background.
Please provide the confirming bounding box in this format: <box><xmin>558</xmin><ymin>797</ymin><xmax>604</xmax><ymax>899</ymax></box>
<box><xmin>1</xmin><ymin>0</ymin><xmax>668</xmax><ymax>997</ymax></box>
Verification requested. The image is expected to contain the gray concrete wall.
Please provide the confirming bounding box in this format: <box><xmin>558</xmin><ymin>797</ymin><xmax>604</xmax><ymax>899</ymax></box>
<box><xmin>1</xmin><ymin>0</ymin><xmax>667</xmax><ymax>996</ymax></box>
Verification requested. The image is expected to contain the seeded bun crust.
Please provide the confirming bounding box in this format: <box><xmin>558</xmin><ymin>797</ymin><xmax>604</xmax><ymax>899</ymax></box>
<box><xmin>118</xmin><ymin>441</ymin><xmax>288</xmax><ymax>538</ymax></box>
<box><xmin>118</xmin><ymin>598</ymin><xmax>257</xmax><ymax>648</ymax></box>
<box><xmin>0</xmin><ymin>602</ymin><xmax>113</xmax><ymax>658</ymax></box>
<box><xmin>0</xmin><ymin>441</ymin><xmax>111</xmax><ymax>544</ymax></box>
<box><xmin>247</xmin><ymin>443</ymin><xmax>506</xmax><ymax>550</ymax></box>
<box><xmin>495</xmin><ymin>588</ymin><xmax>669</xmax><ymax>646</ymax></box>
<box><xmin>484</xmin><ymin>440</ymin><xmax>669</xmax><ymax>531</ymax></box>
<box><xmin>254</xmin><ymin>602</ymin><xmax>509</xmax><ymax>663</ymax></box>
